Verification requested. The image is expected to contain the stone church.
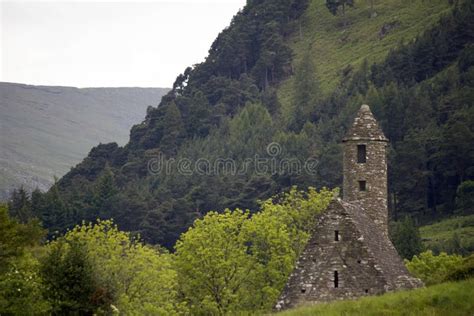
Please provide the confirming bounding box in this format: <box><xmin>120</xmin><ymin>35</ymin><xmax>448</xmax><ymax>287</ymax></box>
<box><xmin>276</xmin><ymin>105</ymin><xmax>423</xmax><ymax>310</ymax></box>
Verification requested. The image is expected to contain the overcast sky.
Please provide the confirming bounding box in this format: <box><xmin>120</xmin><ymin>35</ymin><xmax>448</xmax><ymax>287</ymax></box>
<box><xmin>0</xmin><ymin>0</ymin><xmax>246</xmax><ymax>88</ymax></box>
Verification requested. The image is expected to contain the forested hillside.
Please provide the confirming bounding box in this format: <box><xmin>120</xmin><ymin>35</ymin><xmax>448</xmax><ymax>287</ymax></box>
<box><xmin>0</xmin><ymin>83</ymin><xmax>169</xmax><ymax>199</ymax></box>
<box><xmin>10</xmin><ymin>0</ymin><xmax>474</xmax><ymax>249</ymax></box>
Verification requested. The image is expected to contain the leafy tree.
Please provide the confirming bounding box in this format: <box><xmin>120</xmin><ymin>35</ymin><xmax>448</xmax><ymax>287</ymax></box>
<box><xmin>405</xmin><ymin>250</ymin><xmax>463</xmax><ymax>285</ymax></box>
<box><xmin>390</xmin><ymin>216</ymin><xmax>423</xmax><ymax>260</ymax></box>
<box><xmin>0</xmin><ymin>253</ymin><xmax>50</xmax><ymax>315</ymax></box>
<box><xmin>0</xmin><ymin>205</ymin><xmax>48</xmax><ymax>314</ymax></box>
<box><xmin>43</xmin><ymin>220</ymin><xmax>185</xmax><ymax>315</ymax></box>
<box><xmin>0</xmin><ymin>204</ymin><xmax>45</xmax><ymax>273</ymax></box>
<box><xmin>444</xmin><ymin>254</ymin><xmax>474</xmax><ymax>282</ymax></box>
<box><xmin>175</xmin><ymin>187</ymin><xmax>334</xmax><ymax>314</ymax></box>
<box><xmin>175</xmin><ymin>210</ymin><xmax>251</xmax><ymax>315</ymax></box>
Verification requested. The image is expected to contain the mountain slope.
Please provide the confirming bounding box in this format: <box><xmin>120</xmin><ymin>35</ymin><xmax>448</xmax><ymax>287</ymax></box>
<box><xmin>22</xmin><ymin>0</ymin><xmax>474</xmax><ymax>248</ymax></box>
<box><xmin>278</xmin><ymin>0</ymin><xmax>452</xmax><ymax>115</ymax></box>
<box><xmin>0</xmin><ymin>82</ymin><xmax>169</xmax><ymax>198</ymax></box>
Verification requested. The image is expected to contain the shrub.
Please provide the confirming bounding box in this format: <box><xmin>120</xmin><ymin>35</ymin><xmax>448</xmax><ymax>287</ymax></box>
<box><xmin>405</xmin><ymin>250</ymin><xmax>463</xmax><ymax>285</ymax></box>
<box><xmin>444</xmin><ymin>254</ymin><xmax>474</xmax><ymax>282</ymax></box>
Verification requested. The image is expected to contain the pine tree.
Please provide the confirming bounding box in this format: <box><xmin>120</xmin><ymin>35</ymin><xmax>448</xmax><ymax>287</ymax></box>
<box><xmin>390</xmin><ymin>216</ymin><xmax>423</xmax><ymax>259</ymax></box>
<box><xmin>290</xmin><ymin>50</ymin><xmax>321</xmax><ymax>132</ymax></box>
<box><xmin>92</xmin><ymin>164</ymin><xmax>118</xmax><ymax>220</ymax></box>
<box><xmin>159</xmin><ymin>102</ymin><xmax>185</xmax><ymax>156</ymax></box>
<box><xmin>8</xmin><ymin>187</ymin><xmax>32</xmax><ymax>223</ymax></box>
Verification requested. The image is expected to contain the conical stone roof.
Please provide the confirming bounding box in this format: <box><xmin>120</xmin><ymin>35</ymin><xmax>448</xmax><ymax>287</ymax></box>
<box><xmin>343</xmin><ymin>104</ymin><xmax>388</xmax><ymax>142</ymax></box>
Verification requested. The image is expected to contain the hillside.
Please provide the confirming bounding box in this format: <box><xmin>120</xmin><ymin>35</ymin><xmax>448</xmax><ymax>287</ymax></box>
<box><xmin>17</xmin><ymin>0</ymin><xmax>474</xmax><ymax>249</ymax></box>
<box><xmin>420</xmin><ymin>215</ymin><xmax>474</xmax><ymax>254</ymax></box>
<box><xmin>278</xmin><ymin>279</ymin><xmax>474</xmax><ymax>316</ymax></box>
<box><xmin>0</xmin><ymin>82</ymin><xmax>169</xmax><ymax>199</ymax></box>
<box><xmin>278</xmin><ymin>0</ymin><xmax>452</xmax><ymax>117</ymax></box>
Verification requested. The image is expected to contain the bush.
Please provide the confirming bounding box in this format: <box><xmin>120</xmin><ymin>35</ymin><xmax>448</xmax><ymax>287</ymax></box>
<box><xmin>444</xmin><ymin>254</ymin><xmax>474</xmax><ymax>282</ymax></box>
<box><xmin>405</xmin><ymin>250</ymin><xmax>464</xmax><ymax>285</ymax></box>
<box><xmin>41</xmin><ymin>220</ymin><xmax>186</xmax><ymax>315</ymax></box>
<box><xmin>0</xmin><ymin>253</ymin><xmax>50</xmax><ymax>315</ymax></box>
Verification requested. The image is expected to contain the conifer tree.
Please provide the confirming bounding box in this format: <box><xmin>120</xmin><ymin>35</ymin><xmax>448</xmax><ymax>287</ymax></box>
<box><xmin>159</xmin><ymin>102</ymin><xmax>185</xmax><ymax>156</ymax></box>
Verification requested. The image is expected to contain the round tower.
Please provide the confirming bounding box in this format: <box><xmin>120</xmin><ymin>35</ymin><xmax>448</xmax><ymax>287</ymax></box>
<box><xmin>342</xmin><ymin>104</ymin><xmax>389</xmax><ymax>235</ymax></box>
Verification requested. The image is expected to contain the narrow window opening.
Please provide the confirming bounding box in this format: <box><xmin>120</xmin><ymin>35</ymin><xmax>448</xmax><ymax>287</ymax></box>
<box><xmin>301</xmin><ymin>288</ymin><xmax>306</xmax><ymax>294</ymax></box>
<box><xmin>357</xmin><ymin>259</ymin><xmax>361</xmax><ymax>264</ymax></box>
<box><xmin>357</xmin><ymin>145</ymin><xmax>367</xmax><ymax>163</ymax></box>
<box><xmin>365</xmin><ymin>289</ymin><xmax>369</xmax><ymax>294</ymax></box>
<box><xmin>335</xmin><ymin>230</ymin><xmax>339</xmax><ymax>241</ymax></box>
<box><xmin>359</xmin><ymin>181</ymin><xmax>366</xmax><ymax>192</ymax></box>
<box><xmin>334</xmin><ymin>271</ymin><xmax>339</xmax><ymax>288</ymax></box>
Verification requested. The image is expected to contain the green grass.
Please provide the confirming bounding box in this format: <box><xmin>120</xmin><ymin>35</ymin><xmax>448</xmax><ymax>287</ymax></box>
<box><xmin>420</xmin><ymin>215</ymin><xmax>474</xmax><ymax>253</ymax></box>
<box><xmin>278</xmin><ymin>0</ymin><xmax>452</xmax><ymax>120</ymax></box>
<box><xmin>277</xmin><ymin>279</ymin><xmax>474</xmax><ymax>315</ymax></box>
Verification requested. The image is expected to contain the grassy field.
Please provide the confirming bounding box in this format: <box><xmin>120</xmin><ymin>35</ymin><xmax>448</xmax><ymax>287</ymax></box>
<box><xmin>278</xmin><ymin>0</ymin><xmax>452</xmax><ymax>121</ymax></box>
<box><xmin>420</xmin><ymin>215</ymin><xmax>474</xmax><ymax>254</ymax></box>
<box><xmin>277</xmin><ymin>279</ymin><xmax>474</xmax><ymax>316</ymax></box>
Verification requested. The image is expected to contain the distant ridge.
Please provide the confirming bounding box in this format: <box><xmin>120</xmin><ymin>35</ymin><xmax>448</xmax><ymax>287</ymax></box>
<box><xmin>0</xmin><ymin>82</ymin><xmax>169</xmax><ymax>199</ymax></box>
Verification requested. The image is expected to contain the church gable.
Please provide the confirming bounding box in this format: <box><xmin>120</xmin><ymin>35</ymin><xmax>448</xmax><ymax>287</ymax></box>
<box><xmin>276</xmin><ymin>200</ymin><xmax>389</xmax><ymax>310</ymax></box>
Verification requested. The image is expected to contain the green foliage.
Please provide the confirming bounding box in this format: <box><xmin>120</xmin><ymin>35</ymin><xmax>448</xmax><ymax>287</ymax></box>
<box><xmin>0</xmin><ymin>252</ymin><xmax>50</xmax><ymax>315</ymax></box>
<box><xmin>0</xmin><ymin>204</ymin><xmax>45</xmax><ymax>273</ymax></box>
<box><xmin>390</xmin><ymin>216</ymin><xmax>424</xmax><ymax>259</ymax></box>
<box><xmin>405</xmin><ymin>250</ymin><xmax>464</xmax><ymax>285</ymax></box>
<box><xmin>8</xmin><ymin>186</ymin><xmax>33</xmax><ymax>223</ymax></box>
<box><xmin>26</xmin><ymin>0</ymin><xmax>474</xmax><ymax>251</ymax></box>
<box><xmin>42</xmin><ymin>220</ymin><xmax>185</xmax><ymax>315</ymax></box>
<box><xmin>456</xmin><ymin>180</ymin><xmax>474</xmax><ymax>214</ymax></box>
<box><xmin>420</xmin><ymin>215</ymin><xmax>474</xmax><ymax>254</ymax></box>
<box><xmin>0</xmin><ymin>204</ymin><xmax>49</xmax><ymax>314</ymax></box>
<box><xmin>289</xmin><ymin>50</ymin><xmax>321</xmax><ymax>132</ymax></box>
<box><xmin>279</xmin><ymin>279</ymin><xmax>474</xmax><ymax>316</ymax></box>
<box><xmin>175</xmin><ymin>210</ymin><xmax>251</xmax><ymax>315</ymax></box>
<box><xmin>41</xmin><ymin>237</ymin><xmax>102</xmax><ymax>314</ymax></box>
<box><xmin>175</xmin><ymin>187</ymin><xmax>334</xmax><ymax>314</ymax></box>
<box><xmin>444</xmin><ymin>254</ymin><xmax>474</xmax><ymax>282</ymax></box>
<box><xmin>325</xmin><ymin>0</ymin><xmax>354</xmax><ymax>16</ymax></box>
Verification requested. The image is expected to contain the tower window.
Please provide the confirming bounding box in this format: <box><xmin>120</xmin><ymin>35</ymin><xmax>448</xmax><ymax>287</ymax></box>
<box><xmin>359</xmin><ymin>181</ymin><xmax>366</xmax><ymax>191</ymax></box>
<box><xmin>335</xmin><ymin>230</ymin><xmax>339</xmax><ymax>241</ymax></box>
<box><xmin>334</xmin><ymin>271</ymin><xmax>339</xmax><ymax>288</ymax></box>
<box><xmin>357</xmin><ymin>145</ymin><xmax>367</xmax><ymax>163</ymax></box>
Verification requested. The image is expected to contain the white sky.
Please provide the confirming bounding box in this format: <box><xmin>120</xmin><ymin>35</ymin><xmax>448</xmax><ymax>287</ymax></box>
<box><xmin>0</xmin><ymin>0</ymin><xmax>246</xmax><ymax>88</ymax></box>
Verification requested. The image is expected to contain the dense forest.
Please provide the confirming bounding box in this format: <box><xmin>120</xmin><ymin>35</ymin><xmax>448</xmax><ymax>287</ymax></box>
<box><xmin>2</xmin><ymin>0</ymin><xmax>474</xmax><ymax>314</ymax></box>
<box><xmin>7</xmin><ymin>0</ymin><xmax>474</xmax><ymax>252</ymax></box>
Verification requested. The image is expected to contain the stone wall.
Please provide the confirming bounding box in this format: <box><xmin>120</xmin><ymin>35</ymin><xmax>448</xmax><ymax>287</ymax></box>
<box><xmin>343</xmin><ymin>140</ymin><xmax>388</xmax><ymax>236</ymax></box>
<box><xmin>276</xmin><ymin>202</ymin><xmax>388</xmax><ymax>310</ymax></box>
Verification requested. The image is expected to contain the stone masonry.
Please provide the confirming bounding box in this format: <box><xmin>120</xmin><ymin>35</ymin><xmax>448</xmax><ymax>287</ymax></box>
<box><xmin>275</xmin><ymin>105</ymin><xmax>423</xmax><ymax>311</ymax></box>
<box><xmin>343</xmin><ymin>104</ymin><xmax>389</xmax><ymax>236</ymax></box>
